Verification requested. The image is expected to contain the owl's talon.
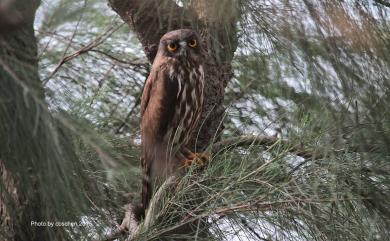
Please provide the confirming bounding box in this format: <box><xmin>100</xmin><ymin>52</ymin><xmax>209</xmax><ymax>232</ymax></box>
<box><xmin>194</xmin><ymin>157</ymin><xmax>204</xmax><ymax>166</ymax></box>
<box><xmin>180</xmin><ymin>152</ymin><xmax>209</xmax><ymax>167</ymax></box>
<box><xmin>182</xmin><ymin>158</ymin><xmax>193</xmax><ymax>167</ymax></box>
<box><xmin>181</xmin><ymin>147</ymin><xmax>196</xmax><ymax>160</ymax></box>
<box><xmin>195</xmin><ymin>152</ymin><xmax>209</xmax><ymax>163</ymax></box>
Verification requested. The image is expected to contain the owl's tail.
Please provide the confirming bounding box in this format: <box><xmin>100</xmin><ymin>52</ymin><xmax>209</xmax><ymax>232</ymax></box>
<box><xmin>141</xmin><ymin>156</ymin><xmax>152</xmax><ymax>218</ymax></box>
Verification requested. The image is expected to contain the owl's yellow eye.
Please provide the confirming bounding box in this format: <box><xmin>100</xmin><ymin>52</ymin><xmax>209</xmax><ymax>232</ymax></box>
<box><xmin>188</xmin><ymin>39</ymin><xmax>197</xmax><ymax>48</ymax></box>
<box><xmin>167</xmin><ymin>43</ymin><xmax>177</xmax><ymax>52</ymax></box>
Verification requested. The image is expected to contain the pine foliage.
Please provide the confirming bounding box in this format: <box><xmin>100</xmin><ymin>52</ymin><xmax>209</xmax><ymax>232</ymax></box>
<box><xmin>1</xmin><ymin>0</ymin><xmax>389</xmax><ymax>240</ymax></box>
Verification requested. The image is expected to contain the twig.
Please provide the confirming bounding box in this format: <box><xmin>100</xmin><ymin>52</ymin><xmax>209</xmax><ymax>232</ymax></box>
<box><xmin>89</xmin><ymin>49</ymin><xmax>148</xmax><ymax>67</ymax></box>
<box><xmin>211</xmin><ymin>135</ymin><xmax>322</xmax><ymax>159</ymax></box>
<box><xmin>147</xmin><ymin>197</ymin><xmax>370</xmax><ymax>240</ymax></box>
<box><xmin>143</xmin><ymin>176</ymin><xmax>178</xmax><ymax>229</ymax></box>
<box><xmin>211</xmin><ymin>135</ymin><xmax>382</xmax><ymax>160</ymax></box>
<box><xmin>103</xmin><ymin>176</ymin><xmax>178</xmax><ymax>241</ymax></box>
<box><xmin>240</xmin><ymin>217</ymin><xmax>269</xmax><ymax>241</ymax></box>
<box><xmin>43</xmin><ymin>23</ymin><xmax>124</xmax><ymax>85</ymax></box>
<box><xmin>59</xmin><ymin>0</ymin><xmax>87</xmax><ymax>67</ymax></box>
<box><xmin>114</xmin><ymin>92</ymin><xmax>142</xmax><ymax>134</ymax></box>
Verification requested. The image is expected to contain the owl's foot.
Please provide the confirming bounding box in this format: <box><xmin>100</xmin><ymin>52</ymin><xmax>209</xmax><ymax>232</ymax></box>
<box><xmin>193</xmin><ymin>152</ymin><xmax>209</xmax><ymax>166</ymax></box>
<box><xmin>180</xmin><ymin>148</ymin><xmax>209</xmax><ymax>167</ymax></box>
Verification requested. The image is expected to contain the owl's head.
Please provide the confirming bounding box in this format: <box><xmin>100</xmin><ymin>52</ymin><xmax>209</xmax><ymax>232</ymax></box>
<box><xmin>157</xmin><ymin>29</ymin><xmax>204</xmax><ymax>61</ymax></box>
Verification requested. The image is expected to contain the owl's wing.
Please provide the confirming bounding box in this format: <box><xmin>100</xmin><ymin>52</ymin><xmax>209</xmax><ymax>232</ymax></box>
<box><xmin>140</xmin><ymin>71</ymin><xmax>153</xmax><ymax>118</ymax></box>
<box><xmin>141</xmin><ymin>65</ymin><xmax>181</xmax><ymax>137</ymax></box>
<box><xmin>140</xmin><ymin>64</ymin><xmax>180</xmax><ymax>213</ymax></box>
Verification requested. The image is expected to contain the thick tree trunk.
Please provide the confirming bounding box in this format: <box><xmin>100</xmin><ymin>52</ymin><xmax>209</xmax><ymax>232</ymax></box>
<box><xmin>0</xmin><ymin>160</ymin><xmax>18</xmax><ymax>240</ymax></box>
<box><xmin>0</xmin><ymin>1</ymin><xmax>51</xmax><ymax>240</ymax></box>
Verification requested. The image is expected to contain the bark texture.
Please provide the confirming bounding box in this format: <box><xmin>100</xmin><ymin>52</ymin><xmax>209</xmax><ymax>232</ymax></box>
<box><xmin>0</xmin><ymin>160</ymin><xmax>18</xmax><ymax>240</ymax></box>
<box><xmin>108</xmin><ymin>0</ymin><xmax>239</xmax><ymax>151</ymax></box>
<box><xmin>0</xmin><ymin>1</ymin><xmax>50</xmax><ymax>240</ymax></box>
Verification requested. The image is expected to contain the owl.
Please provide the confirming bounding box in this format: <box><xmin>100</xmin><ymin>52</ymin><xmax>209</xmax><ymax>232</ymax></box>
<box><xmin>140</xmin><ymin>29</ymin><xmax>206</xmax><ymax>214</ymax></box>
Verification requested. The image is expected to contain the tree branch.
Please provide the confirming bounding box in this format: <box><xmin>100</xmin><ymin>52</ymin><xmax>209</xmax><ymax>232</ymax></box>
<box><xmin>145</xmin><ymin>197</ymin><xmax>370</xmax><ymax>239</ymax></box>
<box><xmin>211</xmin><ymin>135</ymin><xmax>382</xmax><ymax>160</ymax></box>
<box><xmin>43</xmin><ymin>23</ymin><xmax>124</xmax><ymax>85</ymax></box>
<box><xmin>98</xmin><ymin>176</ymin><xmax>178</xmax><ymax>241</ymax></box>
<box><xmin>100</xmin><ymin>132</ymin><xmax>383</xmax><ymax>240</ymax></box>
<box><xmin>211</xmin><ymin>135</ymin><xmax>322</xmax><ymax>159</ymax></box>
<box><xmin>89</xmin><ymin>49</ymin><xmax>148</xmax><ymax>68</ymax></box>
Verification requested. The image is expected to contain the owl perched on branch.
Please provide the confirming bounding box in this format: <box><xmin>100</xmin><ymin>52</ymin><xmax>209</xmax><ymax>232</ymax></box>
<box><xmin>140</xmin><ymin>29</ymin><xmax>207</xmax><ymax>214</ymax></box>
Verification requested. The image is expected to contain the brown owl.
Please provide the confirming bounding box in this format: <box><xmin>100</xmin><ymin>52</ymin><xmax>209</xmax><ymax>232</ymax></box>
<box><xmin>140</xmin><ymin>29</ymin><xmax>206</xmax><ymax>214</ymax></box>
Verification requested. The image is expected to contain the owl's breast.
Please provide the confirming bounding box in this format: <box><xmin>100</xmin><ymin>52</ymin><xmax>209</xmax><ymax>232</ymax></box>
<box><xmin>165</xmin><ymin>63</ymin><xmax>204</xmax><ymax>147</ymax></box>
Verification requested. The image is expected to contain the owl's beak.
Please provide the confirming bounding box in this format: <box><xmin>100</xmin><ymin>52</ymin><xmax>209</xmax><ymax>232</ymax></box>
<box><xmin>178</xmin><ymin>41</ymin><xmax>187</xmax><ymax>57</ymax></box>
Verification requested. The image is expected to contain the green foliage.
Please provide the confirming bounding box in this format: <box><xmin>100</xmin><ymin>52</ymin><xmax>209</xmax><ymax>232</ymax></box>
<box><xmin>1</xmin><ymin>0</ymin><xmax>389</xmax><ymax>240</ymax></box>
<box><xmin>134</xmin><ymin>143</ymin><xmax>389</xmax><ymax>240</ymax></box>
<box><xmin>230</xmin><ymin>1</ymin><xmax>390</xmax><ymax>150</ymax></box>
